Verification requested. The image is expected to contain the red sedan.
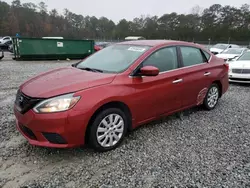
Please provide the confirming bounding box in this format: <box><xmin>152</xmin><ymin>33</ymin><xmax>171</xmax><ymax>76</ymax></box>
<box><xmin>14</xmin><ymin>40</ymin><xmax>229</xmax><ymax>152</ymax></box>
<box><xmin>94</xmin><ymin>45</ymin><xmax>102</xmax><ymax>52</ymax></box>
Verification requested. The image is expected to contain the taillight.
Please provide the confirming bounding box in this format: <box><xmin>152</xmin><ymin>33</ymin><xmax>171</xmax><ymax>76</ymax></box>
<box><xmin>224</xmin><ymin>63</ymin><xmax>229</xmax><ymax>72</ymax></box>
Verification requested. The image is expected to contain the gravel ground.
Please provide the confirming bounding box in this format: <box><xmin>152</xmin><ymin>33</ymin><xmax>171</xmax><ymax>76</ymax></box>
<box><xmin>0</xmin><ymin>52</ymin><xmax>250</xmax><ymax>188</ymax></box>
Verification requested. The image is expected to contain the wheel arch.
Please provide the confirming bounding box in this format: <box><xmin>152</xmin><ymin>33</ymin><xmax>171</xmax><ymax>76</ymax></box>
<box><xmin>85</xmin><ymin>101</ymin><xmax>133</xmax><ymax>144</ymax></box>
<box><xmin>212</xmin><ymin>80</ymin><xmax>222</xmax><ymax>98</ymax></box>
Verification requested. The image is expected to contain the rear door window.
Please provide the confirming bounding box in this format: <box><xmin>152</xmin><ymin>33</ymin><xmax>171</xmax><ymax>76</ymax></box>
<box><xmin>180</xmin><ymin>46</ymin><xmax>206</xmax><ymax>67</ymax></box>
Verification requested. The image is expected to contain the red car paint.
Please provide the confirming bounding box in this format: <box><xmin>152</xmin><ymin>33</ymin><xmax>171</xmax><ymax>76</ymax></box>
<box><xmin>94</xmin><ymin>45</ymin><xmax>102</xmax><ymax>51</ymax></box>
<box><xmin>14</xmin><ymin>40</ymin><xmax>229</xmax><ymax>148</ymax></box>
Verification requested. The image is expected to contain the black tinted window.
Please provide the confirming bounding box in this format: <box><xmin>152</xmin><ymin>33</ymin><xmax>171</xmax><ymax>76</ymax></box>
<box><xmin>143</xmin><ymin>47</ymin><xmax>178</xmax><ymax>72</ymax></box>
<box><xmin>180</xmin><ymin>46</ymin><xmax>204</xmax><ymax>67</ymax></box>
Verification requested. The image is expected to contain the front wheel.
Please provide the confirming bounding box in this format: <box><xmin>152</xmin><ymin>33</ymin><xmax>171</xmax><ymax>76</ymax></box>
<box><xmin>88</xmin><ymin>108</ymin><xmax>128</xmax><ymax>152</ymax></box>
<box><xmin>203</xmin><ymin>83</ymin><xmax>220</xmax><ymax>110</ymax></box>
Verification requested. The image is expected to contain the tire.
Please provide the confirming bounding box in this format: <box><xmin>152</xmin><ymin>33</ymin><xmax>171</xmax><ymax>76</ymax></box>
<box><xmin>203</xmin><ymin>83</ymin><xmax>220</xmax><ymax>110</ymax></box>
<box><xmin>88</xmin><ymin>108</ymin><xmax>128</xmax><ymax>152</ymax></box>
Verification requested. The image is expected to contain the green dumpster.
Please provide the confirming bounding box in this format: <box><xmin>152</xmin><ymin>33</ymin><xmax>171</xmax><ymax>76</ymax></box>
<box><xmin>12</xmin><ymin>37</ymin><xmax>95</xmax><ymax>61</ymax></box>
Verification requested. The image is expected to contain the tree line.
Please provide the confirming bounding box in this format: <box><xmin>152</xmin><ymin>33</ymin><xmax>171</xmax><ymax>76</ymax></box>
<box><xmin>0</xmin><ymin>0</ymin><xmax>250</xmax><ymax>44</ymax></box>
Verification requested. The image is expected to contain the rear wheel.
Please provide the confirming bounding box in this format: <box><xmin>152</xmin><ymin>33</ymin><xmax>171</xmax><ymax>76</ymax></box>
<box><xmin>88</xmin><ymin>108</ymin><xmax>128</xmax><ymax>152</ymax></box>
<box><xmin>203</xmin><ymin>83</ymin><xmax>220</xmax><ymax>110</ymax></box>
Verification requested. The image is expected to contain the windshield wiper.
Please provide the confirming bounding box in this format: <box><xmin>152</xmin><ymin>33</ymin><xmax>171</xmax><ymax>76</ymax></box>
<box><xmin>78</xmin><ymin>67</ymin><xmax>103</xmax><ymax>73</ymax></box>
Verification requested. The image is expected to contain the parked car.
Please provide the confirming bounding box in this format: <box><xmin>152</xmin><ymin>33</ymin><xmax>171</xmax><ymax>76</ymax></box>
<box><xmin>95</xmin><ymin>42</ymin><xmax>110</xmax><ymax>48</ymax></box>
<box><xmin>0</xmin><ymin>36</ymin><xmax>11</xmax><ymax>44</ymax></box>
<box><xmin>94</xmin><ymin>45</ymin><xmax>102</xmax><ymax>52</ymax></box>
<box><xmin>216</xmin><ymin>48</ymin><xmax>248</xmax><ymax>61</ymax></box>
<box><xmin>228</xmin><ymin>50</ymin><xmax>250</xmax><ymax>83</ymax></box>
<box><xmin>0</xmin><ymin>39</ymin><xmax>12</xmax><ymax>50</ymax></box>
<box><xmin>14</xmin><ymin>40</ymin><xmax>229</xmax><ymax>152</ymax></box>
<box><xmin>94</xmin><ymin>42</ymin><xmax>111</xmax><ymax>52</ymax></box>
<box><xmin>209</xmin><ymin>43</ymin><xmax>240</xmax><ymax>55</ymax></box>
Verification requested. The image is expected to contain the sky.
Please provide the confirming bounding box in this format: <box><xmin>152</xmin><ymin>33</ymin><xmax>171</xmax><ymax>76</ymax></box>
<box><xmin>3</xmin><ymin>0</ymin><xmax>249</xmax><ymax>23</ymax></box>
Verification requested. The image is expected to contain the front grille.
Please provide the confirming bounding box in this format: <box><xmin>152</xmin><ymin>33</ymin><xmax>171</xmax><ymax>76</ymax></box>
<box><xmin>42</xmin><ymin>133</ymin><xmax>67</xmax><ymax>144</ymax></box>
<box><xmin>19</xmin><ymin>124</ymin><xmax>37</xmax><ymax>140</ymax></box>
<box><xmin>15</xmin><ymin>90</ymin><xmax>42</xmax><ymax>114</ymax></box>
<box><xmin>232</xmin><ymin>69</ymin><xmax>250</xmax><ymax>74</ymax></box>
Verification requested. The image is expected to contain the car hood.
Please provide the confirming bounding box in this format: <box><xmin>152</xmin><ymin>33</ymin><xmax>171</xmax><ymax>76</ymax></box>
<box><xmin>20</xmin><ymin>67</ymin><xmax>116</xmax><ymax>98</ymax></box>
<box><xmin>229</xmin><ymin>61</ymin><xmax>250</xmax><ymax>69</ymax></box>
<box><xmin>216</xmin><ymin>54</ymin><xmax>239</xmax><ymax>59</ymax></box>
<box><xmin>210</xmin><ymin>48</ymin><xmax>224</xmax><ymax>53</ymax></box>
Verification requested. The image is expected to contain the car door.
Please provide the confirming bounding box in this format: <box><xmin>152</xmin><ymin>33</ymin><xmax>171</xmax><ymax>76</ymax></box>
<box><xmin>177</xmin><ymin>45</ymin><xmax>213</xmax><ymax>108</ymax></box>
<box><xmin>130</xmin><ymin>46</ymin><xmax>185</xmax><ymax>124</ymax></box>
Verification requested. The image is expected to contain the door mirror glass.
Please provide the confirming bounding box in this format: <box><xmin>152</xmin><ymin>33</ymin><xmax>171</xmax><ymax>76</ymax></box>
<box><xmin>140</xmin><ymin>66</ymin><xmax>159</xmax><ymax>76</ymax></box>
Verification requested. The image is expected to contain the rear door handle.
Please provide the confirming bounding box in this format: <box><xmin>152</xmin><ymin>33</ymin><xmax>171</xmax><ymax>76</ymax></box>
<box><xmin>204</xmin><ymin>72</ymin><xmax>211</xmax><ymax>76</ymax></box>
<box><xmin>172</xmin><ymin>79</ymin><xmax>183</xmax><ymax>84</ymax></box>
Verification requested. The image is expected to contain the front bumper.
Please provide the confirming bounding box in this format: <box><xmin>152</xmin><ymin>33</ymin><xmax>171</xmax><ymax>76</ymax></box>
<box><xmin>229</xmin><ymin>73</ymin><xmax>250</xmax><ymax>83</ymax></box>
<box><xmin>14</xmin><ymin>106</ymin><xmax>90</xmax><ymax>148</ymax></box>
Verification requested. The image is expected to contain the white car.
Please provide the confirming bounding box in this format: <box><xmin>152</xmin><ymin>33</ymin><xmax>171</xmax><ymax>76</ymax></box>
<box><xmin>210</xmin><ymin>43</ymin><xmax>240</xmax><ymax>55</ymax></box>
<box><xmin>216</xmin><ymin>48</ymin><xmax>248</xmax><ymax>61</ymax></box>
<box><xmin>228</xmin><ymin>50</ymin><xmax>250</xmax><ymax>83</ymax></box>
<box><xmin>0</xmin><ymin>36</ymin><xmax>11</xmax><ymax>44</ymax></box>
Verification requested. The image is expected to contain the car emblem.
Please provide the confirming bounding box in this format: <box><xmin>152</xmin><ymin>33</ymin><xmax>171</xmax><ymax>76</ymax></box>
<box><xmin>19</xmin><ymin>96</ymin><xmax>24</xmax><ymax>103</ymax></box>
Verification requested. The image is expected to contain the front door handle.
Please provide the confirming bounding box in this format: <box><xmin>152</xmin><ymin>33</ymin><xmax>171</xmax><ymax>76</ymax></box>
<box><xmin>204</xmin><ymin>72</ymin><xmax>211</xmax><ymax>76</ymax></box>
<box><xmin>172</xmin><ymin>78</ymin><xmax>183</xmax><ymax>84</ymax></box>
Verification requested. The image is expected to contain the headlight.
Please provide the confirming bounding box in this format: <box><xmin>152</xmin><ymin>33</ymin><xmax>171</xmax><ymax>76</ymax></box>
<box><xmin>33</xmin><ymin>93</ymin><xmax>80</xmax><ymax>113</ymax></box>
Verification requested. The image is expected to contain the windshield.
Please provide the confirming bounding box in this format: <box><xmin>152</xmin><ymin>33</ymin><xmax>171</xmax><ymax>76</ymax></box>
<box><xmin>76</xmin><ymin>44</ymin><xmax>151</xmax><ymax>73</ymax></box>
<box><xmin>237</xmin><ymin>51</ymin><xmax>250</xmax><ymax>61</ymax></box>
<box><xmin>212</xmin><ymin>44</ymin><xmax>228</xmax><ymax>50</ymax></box>
<box><xmin>222</xmin><ymin>48</ymin><xmax>243</xmax><ymax>54</ymax></box>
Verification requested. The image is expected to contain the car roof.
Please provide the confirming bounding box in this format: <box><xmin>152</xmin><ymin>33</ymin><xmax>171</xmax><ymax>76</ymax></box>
<box><xmin>117</xmin><ymin>40</ymin><xmax>201</xmax><ymax>47</ymax></box>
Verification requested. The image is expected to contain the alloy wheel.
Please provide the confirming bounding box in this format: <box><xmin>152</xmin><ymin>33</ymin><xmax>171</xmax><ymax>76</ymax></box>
<box><xmin>96</xmin><ymin>114</ymin><xmax>125</xmax><ymax>147</ymax></box>
<box><xmin>207</xmin><ymin>86</ymin><xmax>219</xmax><ymax>108</ymax></box>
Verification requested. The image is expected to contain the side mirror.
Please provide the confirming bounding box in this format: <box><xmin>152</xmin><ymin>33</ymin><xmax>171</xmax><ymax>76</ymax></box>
<box><xmin>140</xmin><ymin>66</ymin><xmax>159</xmax><ymax>76</ymax></box>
